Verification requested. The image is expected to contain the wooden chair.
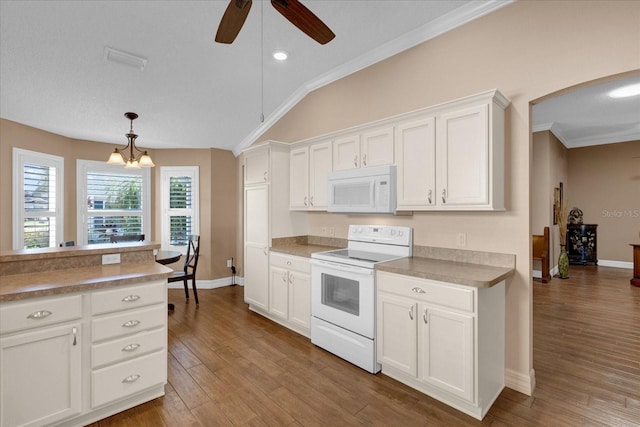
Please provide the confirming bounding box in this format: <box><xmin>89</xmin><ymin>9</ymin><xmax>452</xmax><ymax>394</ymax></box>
<box><xmin>110</xmin><ymin>234</ymin><xmax>145</xmax><ymax>243</ymax></box>
<box><xmin>533</xmin><ymin>227</ymin><xmax>551</xmax><ymax>283</ymax></box>
<box><xmin>168</xmin><ymin>235</ymin><xmax>200</xmax><ymax>306</ymax></box>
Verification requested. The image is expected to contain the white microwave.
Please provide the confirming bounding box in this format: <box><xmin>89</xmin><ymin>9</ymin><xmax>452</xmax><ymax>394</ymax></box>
<box><xmin>327</xmin><ymin>165</ymin><xmax>397</xmax><ymax>213</ymax></box>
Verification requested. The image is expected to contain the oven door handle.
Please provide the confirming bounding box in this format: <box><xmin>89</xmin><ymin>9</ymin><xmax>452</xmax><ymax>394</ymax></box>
<box><xmin>311</xmin><ymin>260</ymin><xmax>374</xmax><ymax>276</ymax></box>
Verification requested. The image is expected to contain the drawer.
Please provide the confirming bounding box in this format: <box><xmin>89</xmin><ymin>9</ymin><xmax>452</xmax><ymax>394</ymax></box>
<box><xmin>92</xmin><ymin>304</ymin><xmax>166</xmax><ymax>342</ymax></box>
<box><xmin>270</xmin><ymin>253</ymin><xmax>311</xmax><ymax>274</ymax></box>
<box><xmin>377</xmin><ymin>271</ymin><xmax>475</xmax><ymax>313</ymax></box>
<box><xmin>92</xmin><ymin>327</ymin><xmax>166</xmax><ymax>369</ymax></box>
<box><xmin>0</xmin><ymin>294</ymin><xmax>82</xmax><ymax>335</ymax></box>
<box><xmin>91</xmin><ymin>280</ymin><xmax>166</xmax><ymax>315</ymax></box>
<box><xmin>91</xmin><ymin>350</ymin><xmax>166</xmax><ymax>408</ymax></box>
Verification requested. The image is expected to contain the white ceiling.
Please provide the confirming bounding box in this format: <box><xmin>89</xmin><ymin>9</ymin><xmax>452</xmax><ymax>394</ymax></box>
<box><xmin>1</xmin><ymin>0</ymin><xmax>512</xmax><ymax>155</ymax></box>
<box><xmin>1</xmin><ymin>1</ymin><xmax>637</xmax><ymax>157</ymax></box>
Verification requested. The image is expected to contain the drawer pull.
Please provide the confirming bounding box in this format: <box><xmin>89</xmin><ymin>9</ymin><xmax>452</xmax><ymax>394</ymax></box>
<box><xmin>411</xmin><ymin>287</ymin><xmax>426</xmax><ymax>294</ymax></box>
<box><xmin>122</xmin><ymin>374</ymin><xmax>141</xmax><ymax>384</ymax></box>
<box><xmin>27</xmin><ymin>310</ymin><xmax>52</xmax><ymax>320</ymax></box>
<box><xmin>121</xmin><ymin>295</ymin><xmax>141</xmax><ymax>302</ymax></box>
<box><xmin>122</xmin><ymin>343</ymin><xmax>140</xmax><ymax>352</ymax></box>
<box><xmin>286</xmin><ymin>260</ymin><xmax>292</xmax><ymax>265</ymax></box>
<box><xmin>122</xmin><ymin>320</ymin><xmax>141</xmax><ymax>328</ymax></box>
<box><xmin>428</xmin><ymin>189</ymin><xmax>432</xmax><ymax>204</ymax></box>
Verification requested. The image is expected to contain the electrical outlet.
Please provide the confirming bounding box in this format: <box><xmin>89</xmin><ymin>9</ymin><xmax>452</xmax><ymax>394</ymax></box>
<box><xmin>457</xmin><ymin>232</ymin><xmax>467</xmax><ymax>248</ymax></box>
<box><xmin>329</xmin><ymin>227</ymin><xmax>335</xmax><ymax>237</ymax></box>
<box><xmin>227</xmin><ymin>259</ymin><xmax>233</xmax><ymax>268</ymax></box>
<box><xmin>102</xmin><ymin>253</ymin><xmax>121</xmax><ymax>265</ymax></box>
<box><xmin>321</xmin><ymin>226</ymin><xmax>327</xmax><ymax>236</ymax></box>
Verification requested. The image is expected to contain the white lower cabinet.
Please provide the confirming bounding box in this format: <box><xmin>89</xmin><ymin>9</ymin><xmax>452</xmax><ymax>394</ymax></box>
<box><xmin>0</xmin><ymin>279</ymin><xmax>167</xmax><ymax>427</ymax></box>
<box><xmin>376</xmin><ymin>271</ymin><xmax>504</xmax><ymax>420</ymax></box>
<box><xmin>268</xmin><ymin>253</ymin><xmax>311</xmax><ymax>336</ymax></box>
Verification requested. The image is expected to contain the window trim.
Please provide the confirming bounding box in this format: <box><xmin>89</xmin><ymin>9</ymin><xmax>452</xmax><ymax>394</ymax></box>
<box><xmin>160</xmin><ymin>166</ymin><xmax>200</xmax><ymax>252</ymax></box>
<box><xmin>76</xmin><ymin>159</ymin><xmax>151</xmax><ymax>245</ymax></box>
<box><xmin>12</xmin><ymin>148</ymin><xmax>64</xmax><ymax>250</ymax></box>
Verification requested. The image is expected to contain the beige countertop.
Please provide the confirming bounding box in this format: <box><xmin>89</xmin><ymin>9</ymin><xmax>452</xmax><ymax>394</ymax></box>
<box><xmin>270</xmin><ymin>243</ymin><xmax>338</xmax><ymax>258</ymax></box>
<box><xmin>376</xmin><ymin>256</ymin><xmax>514</xmax><ymax>288</ymax></box>
<box><xmin>0</xmin><ymin>262</ymin><xmax>172</xmax><ymax>302</ymax></box>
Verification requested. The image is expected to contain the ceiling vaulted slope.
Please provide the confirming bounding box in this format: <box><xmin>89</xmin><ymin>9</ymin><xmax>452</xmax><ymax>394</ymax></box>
<box><xmin>0</xmin><ymin>0</ymin><xmax>513</xmax><ymax>156</ymax></box>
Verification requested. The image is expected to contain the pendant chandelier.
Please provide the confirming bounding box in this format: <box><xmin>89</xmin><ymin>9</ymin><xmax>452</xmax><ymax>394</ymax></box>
<box><xmin>106</xmin><ymin>112</ymin><xmax>155</xmax><ymax>169</ymax></box>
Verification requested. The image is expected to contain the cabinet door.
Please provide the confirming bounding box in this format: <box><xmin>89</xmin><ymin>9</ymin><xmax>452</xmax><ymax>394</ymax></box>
<box><xmin>288</xmin><ymin>270</ymin><xmax>311</xmax><ymax>331</ymax></box>
<box><xmin>333</xmin><ymin>134</ymin><xmax>361</xmax><ymax>171</ymax></box>
<box><xmin>437</xmin><ymin>104</ymin><xmax>489</xmax><ymax>207</ymax></box>
<box><xmin>376</xmin><ymin>293</ymin><xmax>417</xmax><ymax>376</ymax></box>
<box><xmin>419</xmin><ymin>305</ymin><xmax>474</xmax><ymax>402</ymax></box>
<box><xmin>361</xmin><ymin>126</ymin><xmax>394</xmax><ymax>168</ymax></box>
<box><xmin>244</xmin><ymin>245</ymin><xmax>269</xmax><ymax>310</ymax></box>
<box><xmin>269</xmin><ymin>265</ymin><xmax>289</xmax><ymax>320</ymax></box>
<box><xmin>244</xmin><ymin>185</ymin><xmax>269</xmax><ymax>246</ymax></box>
<box><xmin>289</xmin><ymin>146</ymin><xmax>309</xmax><ymax>210</ymax></box>
<box><xmin>308</xmin><ymin>141</ymin><xmax>332</xmax><ymax>210</ymax></box>
<box><xmin>244</xmin><ymin>147</ymin><xmax>269</xmax><ymax>185</ymax></box>
<box><xmin>1</xmin><ymin>323</ymin><xmax>82</xmax><ymax>427</ymax></box>
<box><xmin>395</xmin><ymin>116</ymin><xmax>436</xmax><ymax>209</ymax></box>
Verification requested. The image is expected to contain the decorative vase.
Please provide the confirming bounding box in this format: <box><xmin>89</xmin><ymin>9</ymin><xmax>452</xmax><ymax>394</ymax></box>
<box><xmin>558</xmin><ymin>245</ymin><xmax>569</xmax><ymax>279</ymax></box>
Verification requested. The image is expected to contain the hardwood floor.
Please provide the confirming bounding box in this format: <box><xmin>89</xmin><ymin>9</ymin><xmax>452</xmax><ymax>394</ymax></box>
<box><xmin>91</xmin><ymin>266</ymin><xmax>640</xmax><ymax>426</ymax></box>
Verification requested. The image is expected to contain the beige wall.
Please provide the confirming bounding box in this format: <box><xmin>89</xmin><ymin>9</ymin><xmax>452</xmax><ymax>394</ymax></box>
<box><xmin>258</xmin><ymin>0</ymin><xmax>640</xmax><ymax>391</ymax></box>
<box><xmin>0</xmin><ymin>119</ymin><xmax>238</xmax><ymax>281</ymax></box>
<box><xmin>567</xmin><ymin>141</ymin><xmax>640</xmax><ymax>262</ymax></box>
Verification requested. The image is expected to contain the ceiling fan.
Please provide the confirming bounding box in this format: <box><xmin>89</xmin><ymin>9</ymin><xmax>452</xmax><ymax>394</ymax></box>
<box><xmin>215</xmin><ymin>0</ymin><xmax>335</xmax><ymax>45</ymax></box>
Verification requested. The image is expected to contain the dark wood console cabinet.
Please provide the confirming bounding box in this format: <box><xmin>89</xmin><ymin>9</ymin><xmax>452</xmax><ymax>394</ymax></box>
<box><xmin>567</xmin><ymin>224</ymin><xmax>598</xmax><ymax>265</ymax></box>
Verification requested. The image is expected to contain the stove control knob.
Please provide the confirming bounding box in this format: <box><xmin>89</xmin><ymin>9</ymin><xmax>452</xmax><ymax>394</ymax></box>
<box><xmin>357</xmin><ymin>227</ymin><xmax>363</xmax><ymax>233</ymax></box>
<box><xmin>398</xmin><ymin>230</ymin><xmax>404</xmax><ymax>237</ymax></box>
<box><xmin>390</xmin><ymin>229</ymin><xmax>396</xmax><ymax>236</ymax></box>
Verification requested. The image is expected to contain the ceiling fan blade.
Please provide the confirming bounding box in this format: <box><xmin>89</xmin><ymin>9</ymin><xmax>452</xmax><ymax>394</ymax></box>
<box><xmin>271</xmin><ymin>0</ymin><xmax>335</xmax><ymax>45</ymax></box>
<box><xmin>215</xmin><ymin>0</ymin><xmax>253</xmax><ymax>44</ymax></box>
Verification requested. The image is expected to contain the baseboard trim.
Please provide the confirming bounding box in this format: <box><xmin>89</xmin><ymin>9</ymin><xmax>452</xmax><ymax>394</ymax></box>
<box><xmin>167</xmin><ymin>276</ymin><xmax>244</xmax><ymax>290</ymax></box>
<box><xmin>597</xmin><ymin>260</ymin><xmax>633</xmax><ymax>269</ymax></box>
<box><xmin>505</xmin><ymin>368</ymin><xmax>535</xmax><ymax>396</ymax></box>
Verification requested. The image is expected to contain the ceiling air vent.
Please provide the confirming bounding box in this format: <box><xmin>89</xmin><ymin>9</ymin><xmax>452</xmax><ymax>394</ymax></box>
<box><xmin>103</xmin><ymin>46</ymin><xmax>147</xmax><ymax>71</ymax></box>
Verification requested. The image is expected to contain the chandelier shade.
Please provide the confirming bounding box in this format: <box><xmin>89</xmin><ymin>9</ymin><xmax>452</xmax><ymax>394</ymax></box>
<box><xmin>106</xmin><ymin>112</ymin><xmax>155</xmax><ymax>168</ymax></box>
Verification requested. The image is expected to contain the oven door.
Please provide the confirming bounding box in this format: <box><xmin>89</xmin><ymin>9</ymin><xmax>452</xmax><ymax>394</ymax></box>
<box><xmin>311</xmin><ymin>259</ymin><xmax>375</xmax><ymax>338</ymax></box>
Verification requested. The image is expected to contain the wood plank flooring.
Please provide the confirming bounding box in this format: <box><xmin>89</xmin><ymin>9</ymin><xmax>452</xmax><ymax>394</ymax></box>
<box><xmin>91</xmin><ymin>266</ymin><xmax>640</xmax><ymax>426</ymax></box>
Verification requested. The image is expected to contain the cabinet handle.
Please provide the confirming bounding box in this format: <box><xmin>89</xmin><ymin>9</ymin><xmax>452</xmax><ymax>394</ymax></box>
<box><xmin>442</xmin><ymin>189</ymin><xmax>446</xmax><ymax>204</ymax></box>
<box><xmin>122</xmin><ymin>343</ymin><xmax>140</xmax><ymax>352</ymax></box>
<box><xmin>411</xmin><ymin>287</ymin><xmax>426</xmax><ymax>294</ymax></box>
<box><xmin>122</xmin><ymin>320</ymin><xmax>140</xmax><ymax>328</ymax></box>
<box><xmin>428</xmin><ymin>189</ymin><xmax>432</xmax><ymax>204</ymax></box>
<box><xmin>263</xmin><ymin>171</ymin><xmax>268</xmax><ymax>182</ymax></box>
<box><xmin>27</xmin><ymin>310</ymin><xmax>52</xmax><ymax>320</ymax></box>
<box><xmin>304</xmin><ymin>196</ymin><xmax>308</xmax><ymax>206</ymax></box>
<box><xmin>121</xmin><ymin>295</ymin><xmax>140</xmax><ymax>302</ymax></box>
<box><xmin>290</xmin><ymin>275</ymin><xmax>294</xmax><ymax>285</ymax></box>
<box><xmin>286</xmin><ymin>260</ymin><xmax>292</xmax><ymax>265</ymax></box>
<box><xmin>264</xmin><ymin>247</ymin><xmax>268</xmax><ymax>256</ymax></box>
<box><xmin>354</xmin><ymin>155</ymin><xmax>358</xmax><ymax>167</ymax></box>
<box><xmin>362</xmin><ymin>154</ymin><xmax>367</xmax><ymax>166</ymax></box>
<box><xmin>122</xmin><ymin>374</ymin><xmax>141</xmax><ymax>384</ymax></box>
<box><xmin>282</xmin><ymin>272</ymin><xmax>288</xmax><ymax>282</ymax></box>
<box><xmin>409</xmin><ymin>306</ymin><xmax>414</xmax><ymax>320</ymax></box>
<box><xmin>72</xmin><ymin>327</ymin><xmax>77</xmax><ymax>346</ymax></box>
<box><xmin>423</xmin><ymin>308</ymin><xmax>428</xmax><ymax>324</ymax></box>
<box><xmin>309</xmin><ymin>196</ymin><xmax>314</xmax><ymax>206</ymax></box>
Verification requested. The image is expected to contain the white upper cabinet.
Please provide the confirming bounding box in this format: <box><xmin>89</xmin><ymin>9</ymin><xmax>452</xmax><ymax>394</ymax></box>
<box><xmin>244</xmin><ymin>145</ymin><xmax>270</xmax><ymax>185</ymax></box>
<box><xmin>333</xmin><ymin>127</ymin><xmax>394</xmax><ymax>171</ymax></box>
<box><xmin>290</xmin><ymin>141</ymin><xmax>332</xmax><ymax>210</ymax></box>
<box><xmin>395</xmin><ymin>116</ymin><xmax>436</xmax><ymax>210</ymax></box>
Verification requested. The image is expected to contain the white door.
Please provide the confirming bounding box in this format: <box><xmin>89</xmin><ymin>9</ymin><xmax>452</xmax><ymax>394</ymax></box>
<box><xmin>244</xmin><ymin>185</ymin><xmax>269</xmax><ymax>309</ymax></box>
<box><xmin>361</xmin><ymin>126</ymin><xmax>394</xmax><ymax>168</ymax></box>
<box><xmin>419</xmin><ymin>304</ymin><xmax>474</xmax><ymax>402</ymax></box>
<box><xmin>333</xmin><ymin>134</ymin><xmax>361</xmax><ymax>171</ymax></box>
<box><xmin>437</xmin><ymin>104</ymin><xmax>489</xmax><ymax>207</ymax></box>
<box><xmin>376</xmin><ymin>293</ymin><xmax>417</xmax><ymax>376</ymax></box>
<box><xmin>1</xmin><ymin>323</ymin><xmax>82</xmax><ymax>427</ymax></box>
<box><xmin>288</xmin><ymin>270</ymin><xmax>311</xmax><ymax>330</ymax></box>
<box><xmin>395</xmin><ymin>116</ymin><xmax>436</xmax><ymax>209</ymax></box>
<box><xmin>289</xmin><ymin>146</ymin><xmax>309</xmax><ymax>210</ymax></box>
<box><xmin>269</xmin><ymin>266</ymin><xmax>289</xmax><ymax>320</ymax></box>
<box><xmin>309</xmin><ymin>141</ymin><xmax>332</xmax><ymax>210</ymax></box>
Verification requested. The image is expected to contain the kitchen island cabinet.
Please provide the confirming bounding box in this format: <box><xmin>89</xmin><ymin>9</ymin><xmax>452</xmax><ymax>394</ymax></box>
<box><xmin>0</xmin><ymin>243</ymin><xmax>171</xmax><ymax>427</ymax></box>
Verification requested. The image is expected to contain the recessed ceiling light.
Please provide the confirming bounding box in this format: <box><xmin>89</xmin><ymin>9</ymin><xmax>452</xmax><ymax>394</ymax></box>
<box><xmin>273</xmin><ymin>50</ymin><xmax>288</xmax><ymax>61</ymax></box>
<box><xmin>608</xmin><ymin>82</ymin><xmax>640</xmax><ymax>98</ymax></box>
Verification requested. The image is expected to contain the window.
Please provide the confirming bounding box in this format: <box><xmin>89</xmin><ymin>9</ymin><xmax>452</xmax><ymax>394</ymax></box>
<box><xmin>77</xmin><ymin>160</ymin><xmax>150</xmax><ymax>245</ymax></box>
<box><xmin>161</xmin><ymin>167</ymin><xmax>199</xmax><ymax>252</ymax></box>
<box><xmin>12</xmin><ymin>148</ymin><xmax>64</xmax><ymax>249</ymax></box>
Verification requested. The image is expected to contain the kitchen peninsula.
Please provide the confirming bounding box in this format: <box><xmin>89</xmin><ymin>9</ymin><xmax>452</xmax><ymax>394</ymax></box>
<box><xmin>0</xmin><ymin>243</ymin><xmax>171</xmax><ymax>427</ymax></box>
